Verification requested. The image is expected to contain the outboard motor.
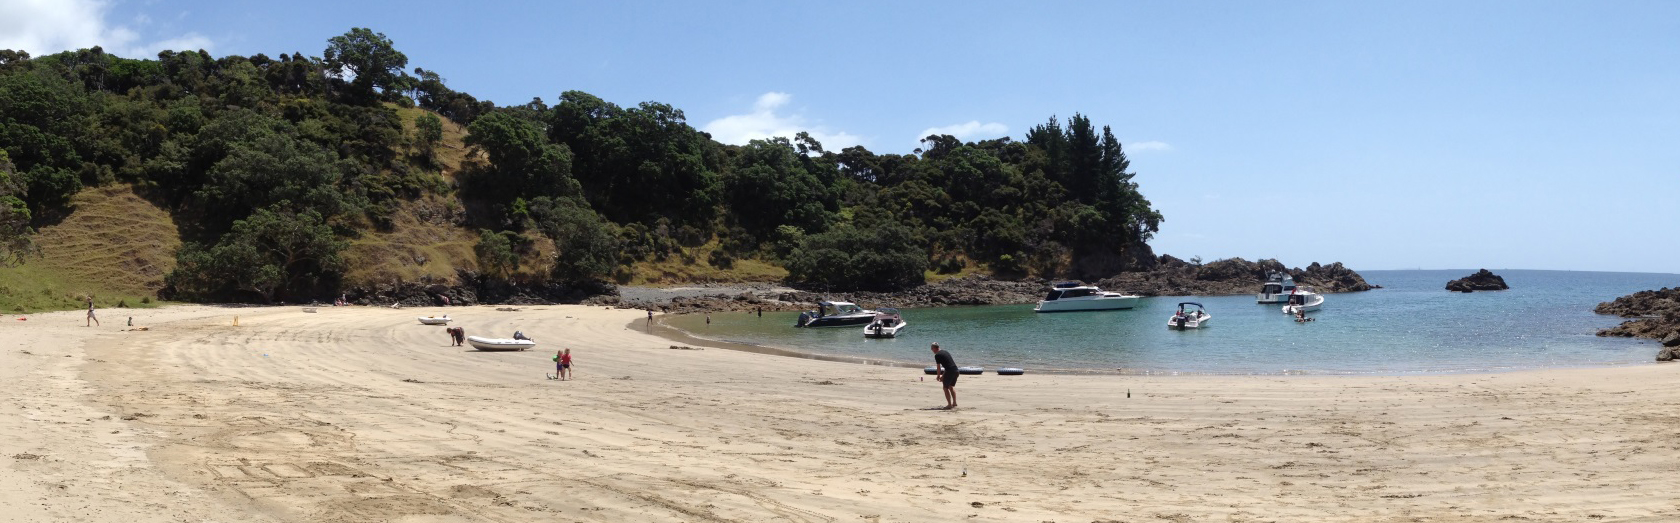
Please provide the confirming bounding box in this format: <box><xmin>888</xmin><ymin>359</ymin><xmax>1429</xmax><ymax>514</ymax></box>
<box><xmin>797</xmin><ymin>312</ymin><xmax>813</xmax><ymax>327</ymax></box>
<box><xmin>1175</xmin><ymin>315</ymin><xmax>1188</xmax><ymax>329</ymax></box>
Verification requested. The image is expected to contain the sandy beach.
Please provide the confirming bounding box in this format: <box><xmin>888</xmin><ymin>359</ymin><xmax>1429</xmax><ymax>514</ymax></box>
<box><xmin>3</xmin><ymin>304</ymin><xmax>1678</xmax><ymax>522</ymax></box>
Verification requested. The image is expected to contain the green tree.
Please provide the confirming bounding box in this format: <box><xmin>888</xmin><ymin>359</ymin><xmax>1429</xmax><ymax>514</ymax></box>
<box><xmin>463</xmin><ymin>111</ymin><xmax>580</xmax><ymax>211</ymax></box>
<box><xmin>723</xmin><ymin>138</ymin><xmax>835</xmax><ymax>236</ymax></box>
<box><xmin>530</xmin><ymin>197</ymin><xmax>621</xmax><ymax>283</ymax></box>
<box><xmin>474</xmin><ymin>229</ymin><xmax>521</xmax><ymax>278</ymax></box>
<box><xmin>784</xmin><ymin>220</ymin><xmax>926</xmax><ymax>291</ymax></box>
<box><xmin>414</xmin><ymin>112</ymin><xmax>443</xmax><ymax>162</ymax></box>
<box><xmin>323</xmin><ymin>28</ymin><xmax>409</xmax><ymax>102</ymax></box>
<box><xmin>0</xmin><ymin>151</ymin><xmax>35</xmax><ymax>265</ymax></box>
<box><xmin>166</xmin><ymin>206</ymin><xmax>346</xmax><ymax>302</ymax></box>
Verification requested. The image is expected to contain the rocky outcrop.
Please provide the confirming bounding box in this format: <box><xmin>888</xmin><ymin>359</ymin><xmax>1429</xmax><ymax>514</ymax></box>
<box><xmin>1445</xmin><ymin>269</ymin><xmax>1509</xmax><ymax>292</ymax></box>
<box><xmin>1595</xmin><ymin>288</ymin><xmax>1680</xmax><ymax>360</ymax></box>
<box><xmin>342</xmin><ymin>269</ymin><xmax>613</xmax><ymax>307</ymax></box>
<box><xmin>1096</xmin><ymin>257</ymin><xmax>1374</xmax><ymax>297</ymax></box>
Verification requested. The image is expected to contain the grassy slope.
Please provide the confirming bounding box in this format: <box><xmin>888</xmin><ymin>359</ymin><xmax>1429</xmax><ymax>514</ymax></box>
<box><xmin>0</xmin><ymin>184</ymin><xmax>179</xmax><ymax>313</ymax></box>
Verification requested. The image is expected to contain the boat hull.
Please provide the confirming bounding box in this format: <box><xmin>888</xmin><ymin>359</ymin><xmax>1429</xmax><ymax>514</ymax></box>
<box><xmin>863</xmin><ymin>322</ymin><xmax>907</xmax><ymax>338</ymax></box>
<box><xmin>1167</xmin><ymin>315</ymin><xmax>1211</xmax><ymax>330</ymax></box>
<box><xmin>418</xmin><ymin>316</ymin><xmax>451</xmax><ymax>325</ymax></box>
<box><xmin>465</xmin><ymin>336</ymin><xmax>535</xmax><ymax>351</ymax></box>
<box><xmin>1035</xmin><ymin>295</ymin><xmax>1139</xmax><ymax>312</ymax></box>
<box><xmin>798</xmin><ymin>314</ymin><xmax>875</xmax><ymax>328</ymax></box>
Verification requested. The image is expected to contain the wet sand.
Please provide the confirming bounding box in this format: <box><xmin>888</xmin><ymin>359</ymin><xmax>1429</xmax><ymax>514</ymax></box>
<box><xmin>3</xmin><ymin>304</ymin><xmax>1679</xmax><ymax>522</ymax></box>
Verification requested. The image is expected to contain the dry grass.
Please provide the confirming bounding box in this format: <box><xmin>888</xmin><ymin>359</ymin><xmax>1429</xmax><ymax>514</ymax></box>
<box><xmin>0</xmin><ymin>184</ymin><xmax>179</xmax><ymax>312</ymax></box>
<box><xmin>623</xmin><ymin>242</ymin><xmax>788</xmax><ymax>286</ymax></box>
<box><xmin>391</xmin><ymin>104</ymin><xmax>478</xmax><ymax>182</ymax></box>
<box><xmin>342</xmin><ymin>195</ymin><xmax>480</xmax><ymax>285</ymax></box>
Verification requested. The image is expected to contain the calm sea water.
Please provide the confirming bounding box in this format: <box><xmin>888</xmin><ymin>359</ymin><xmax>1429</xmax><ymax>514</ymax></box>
<box><xmin>664</xmin><ymin>270</ymin><xmax>1680</xmax><ymax>375</ymax></box>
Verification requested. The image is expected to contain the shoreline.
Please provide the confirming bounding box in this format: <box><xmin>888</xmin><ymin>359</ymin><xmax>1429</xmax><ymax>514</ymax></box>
<box><xmin>7</xmin><ymin>304</ymin><xmax>1680</xmax><ymax>521</ymax></box>
<box><xmin>644</xmin><ymin>311</ymin><xmax>1665</xmax><ymax>377</ymax></box>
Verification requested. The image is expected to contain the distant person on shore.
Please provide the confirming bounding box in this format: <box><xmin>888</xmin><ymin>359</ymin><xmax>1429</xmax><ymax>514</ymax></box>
<box><xmin>441</xmin><ymin>294</ymin><xmax>451</xmax><ymax>306</ymax></box>
<box><xmin>446</xmin><ymin>327</ymin><xmax>465</xmax><ymax>346</ymax></box>
<box><xmin>706</xmin><ymin>312</ymin><xmax>711</xmax><ymax>325</ymax></box>
<box><xmin>647</xmin><ymin>309</ymin><xmax>654</xmax><ymax>331</ymax></box>
<box><xmin>86</xmin><ymin>297</ymin><xmax>99</xmax><ymax>327</ymax></box>
<box><xmin>931</xmin><ymin>342</ymin><xmax>958</xmax><ymax>409</ymax></box>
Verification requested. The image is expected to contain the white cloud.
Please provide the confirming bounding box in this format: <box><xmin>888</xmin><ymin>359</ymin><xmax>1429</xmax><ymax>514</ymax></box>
<box><xmin>0</xmin><ymin>0</ymin><xmax>212</xmax><ymax>58</ymax></box>
<box><xmin>701</xmin><ymin>92</ymin><xmax>864</xmax><ymax>151</ymax></box>
<box><xmin>914</xmin><ymin>121</ymin><xmax>1008</xmax><ymax>147</ymax></box>
<box><xmin>1128</xmin><ymin>140</ymin><xmax>1173</xmax><ymax>152</ymax></box>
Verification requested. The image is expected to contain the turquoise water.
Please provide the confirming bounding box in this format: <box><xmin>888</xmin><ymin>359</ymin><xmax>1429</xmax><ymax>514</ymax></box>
<box><xmin>665</xmin><ymin>270</ymin><xmax>1680</xmax><ymax>375</ymax></box>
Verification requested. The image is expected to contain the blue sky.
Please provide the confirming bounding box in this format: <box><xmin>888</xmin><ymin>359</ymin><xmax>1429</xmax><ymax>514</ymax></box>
<box><xmin>4</xmin><ymin>1</ymin><xmax>1678</xmax><ymax>273</ymax></box>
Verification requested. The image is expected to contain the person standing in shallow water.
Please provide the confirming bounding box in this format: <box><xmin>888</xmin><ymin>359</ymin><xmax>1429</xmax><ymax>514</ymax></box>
<box><xmin>931</xmin><ymin>342</ymin><xmax>958</xmax><ymax>409</ymax></box>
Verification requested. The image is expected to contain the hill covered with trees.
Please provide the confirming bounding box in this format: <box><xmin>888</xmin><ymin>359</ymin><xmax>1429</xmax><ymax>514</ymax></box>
<box><xmin>0</xmin><ymin>28</ymin><xmax>1167</xmax><ymax>305</ymax></box>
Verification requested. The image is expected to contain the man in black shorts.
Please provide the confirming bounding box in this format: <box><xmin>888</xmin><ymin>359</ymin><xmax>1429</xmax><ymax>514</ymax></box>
<box><xmin>932</xmin><ymin>342</ymin><xmax>958</xmax><ymax>409</ymax></box>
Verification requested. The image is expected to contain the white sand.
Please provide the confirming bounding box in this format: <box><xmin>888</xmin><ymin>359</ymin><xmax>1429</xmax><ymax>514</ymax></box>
<box><xmin>2</xmin><ymin>304</ymin><xmax>1678</xmax><ymax>522</ymax></box>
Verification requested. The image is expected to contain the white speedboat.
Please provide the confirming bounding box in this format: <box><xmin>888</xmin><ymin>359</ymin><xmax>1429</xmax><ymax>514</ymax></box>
<box><xmin>466</xmin><ymin>336</ymin><xmax>535</xmax><ymax>351</ymax></box>
<box><xmin>1167</xmin><ymin>302</ymin><xmax>1211</xmax><ymax>330</ymax></box>
<box><xmin>862</xmin><ymin>308</ymin><xmax>907</xmax><ymax>338</ymax></box>
<box><xmin>797</xmin><ymin>301</ymin><xmax>877</xmax><ymax>328</ymax></box>
<box><xmin>1035</xmin><ymin>282</ymin><xmax>1140</xmax><ymax>312</ymax></box>
<box><xmin>1281</xmin><ymin>288</ymin><xmax>1324</xmax><ymax>315</ymax></box>
<box><xmin>1257</xmin><ymin>272</ymin><xmax>1298</xmax><ymax>303</ymax></box>
<box><xmin>417</xmin><ymin>315</ymin><xmax>451</xmax><ymax>325</ymax></box>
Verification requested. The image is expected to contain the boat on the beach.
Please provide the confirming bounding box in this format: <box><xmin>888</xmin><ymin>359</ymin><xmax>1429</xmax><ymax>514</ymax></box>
<box><xmin>465</xmin><ymin>336</ymin><xmax>535</xmax><ymax>351</ymax></box>
<box><xmin>1257</xmin><ymin>272</ymin><xmax>1298</xmax><ymax>303</ymax></box>
<box><xmin>417</xmin><ymin>315</ymin><xmax>451</xmax><ymax>325</ymax></box>
<box><xmin>796</xmin><ymin>301</ymin><xmax>877</xmax><ymax>328</ymax></box>
<box><xmin>957</xmin><ymin>366</ymin><xmax>985</xmax><ymax>375</ymax></box>
<box><xmin>1168</xmin><ymin>302</ymin><xmax>1211</xmax><ymax>330</ymax></box>
<box><xmin>862</xmin><ymin>308</ymin><xmax>907</xmax><ymax>338</ymax></box>
<box><xmin>1281</xmin><ymin>288</ymin><xmax>1324</xmax><ymax>315</ymax></box>
<box><xmin>1035</xmin><ymin>282</ymin><xmax>1140</xmax><ymax>312</ymax></box>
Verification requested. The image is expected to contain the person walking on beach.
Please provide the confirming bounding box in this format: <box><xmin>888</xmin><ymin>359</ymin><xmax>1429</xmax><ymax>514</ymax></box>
<box><xmin>86</xmin><ymin>297</ymin><xmax>99</xmax><ymax>327</ymax></box>
<box><xmin>931</xmin><ymin>342</ymin><xmax>958</xmax><ymax>409</ymax></box>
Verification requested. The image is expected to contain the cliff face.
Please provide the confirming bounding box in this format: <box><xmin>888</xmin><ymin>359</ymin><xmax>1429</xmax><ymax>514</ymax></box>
<box><xmin>1446</xmin><ymin>269</ymin><xmax>1510</xmax><ymax>292</ymax></box>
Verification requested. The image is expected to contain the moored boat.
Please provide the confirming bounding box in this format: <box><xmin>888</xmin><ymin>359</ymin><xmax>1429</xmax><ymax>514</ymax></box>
<box><xmin>1035</xmin><ymin>282</ymin><xmax>1140</xmax><ymax>312</ymax></box>
<box><xmin>1257</xmin><ymin>272</ymin><xmax>1298</xmax><ymax>304</ymax></box>
<box><xmin>863</xmin><ymin>308</ymin><xmax>908</xmax><ymax>338</ymax></box>
<box><xmin>1167</xmin><ymin>302</ymin><xmax>1211</xmax><ymax>330</ymax></box>
<box><xmin>418</xmin><ymin>315</ymin><xmax>451</xmax><ymax>325</ymax></box>
<box><xmin>797</xmin><ymin>301</ymin><xmax>877</xmax><ymax>328</ymax></box>
<box><xmin>466</xmin><ymin>336</ymin><xmax>535</xmax><ymax>351</ymax></box>
<box><xmin>1281</xmin><ymin>288</ymin><xmax>1324</xmax><ymax>315</ymax></box>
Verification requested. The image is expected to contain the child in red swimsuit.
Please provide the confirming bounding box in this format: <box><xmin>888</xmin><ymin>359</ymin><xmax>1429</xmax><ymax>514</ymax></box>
<box><xmin>559</xmin><ymin>349</ymin><xmax>573</xmax><ymax>380</ymax></box>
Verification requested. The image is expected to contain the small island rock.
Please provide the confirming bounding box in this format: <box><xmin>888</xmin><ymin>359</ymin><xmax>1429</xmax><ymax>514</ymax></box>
<box><xmin>1446</xmin><ymin>269</ymin><xmax>1509</xmax><ymax>292</ymax></box>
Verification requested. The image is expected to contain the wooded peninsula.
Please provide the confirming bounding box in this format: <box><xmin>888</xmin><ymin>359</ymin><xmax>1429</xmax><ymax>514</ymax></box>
<box><xmin>0</xmin><ymin>28</ymin><xmax>1362</xmax><ymax>308</ymax></box>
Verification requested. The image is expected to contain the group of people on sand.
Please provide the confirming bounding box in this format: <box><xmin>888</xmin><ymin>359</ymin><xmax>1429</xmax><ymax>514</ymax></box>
<box><xmin>441</xmin><ymin>326</ymin><xmax>574</xmax><ymax>381</ymax></box>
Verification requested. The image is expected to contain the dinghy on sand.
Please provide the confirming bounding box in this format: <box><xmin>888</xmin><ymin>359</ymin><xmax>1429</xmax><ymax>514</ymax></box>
<box><xmin>418</xmin><ymin>315</ymin><xmax>451</xmax><ymax>325</ymax></box>
<box><xmin>466</xmin><ymin>336</ymin><xmax>535</xmax><ymax>351</ymax></box>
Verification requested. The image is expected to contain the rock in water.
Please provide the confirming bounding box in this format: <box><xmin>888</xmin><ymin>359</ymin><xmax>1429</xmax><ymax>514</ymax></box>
<box><xmin>1446</xmin><ymin>269</ymin><xmax>1510</xmax><ymax>292</ymax></box>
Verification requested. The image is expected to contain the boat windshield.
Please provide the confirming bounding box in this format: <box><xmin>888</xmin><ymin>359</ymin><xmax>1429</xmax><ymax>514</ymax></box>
<box><xmin>832</xmin><ymin>303</ymin><xmax>862</xmax><ymax>314</ymax></box>
<box><xmin>1061</xmin><ymin>288</ymin><xmax>1094</xmax><ymax>298</ymax></box>
<box><xmin>1043</xmin><ymin>290</ymin><xmax>1062</xmax><ymax>301</ymax></box>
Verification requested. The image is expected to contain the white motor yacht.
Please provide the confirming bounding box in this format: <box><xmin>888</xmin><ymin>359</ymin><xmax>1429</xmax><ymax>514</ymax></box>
<box><xmin>797</xmin><ymin>301</ymin><xmax>877</xmax><ymax>328</ymax></box>
<box><xmin>1035</xmin><ymin>282</ymin><xmax>1140</xmax><ymax>312</ymax></box>
<box><xmin>1257</xmin><ymin>272</ymin><xmax>1298</xmax><ymax>303</ymax></box>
